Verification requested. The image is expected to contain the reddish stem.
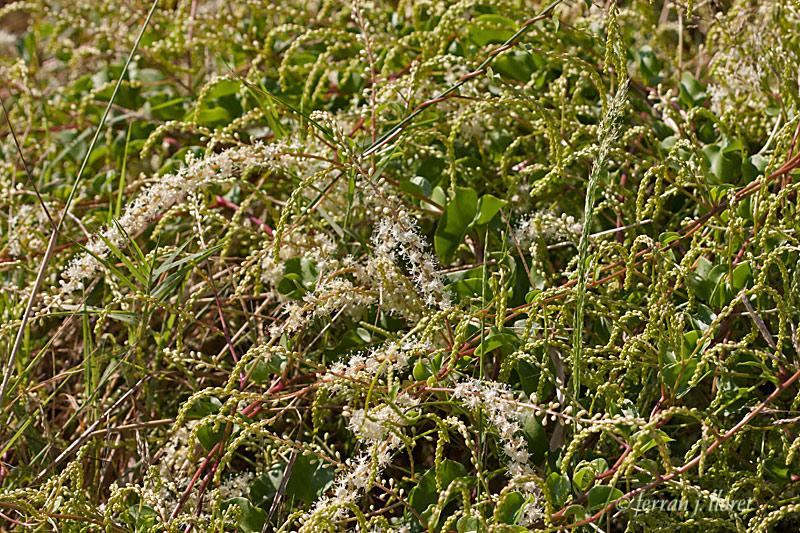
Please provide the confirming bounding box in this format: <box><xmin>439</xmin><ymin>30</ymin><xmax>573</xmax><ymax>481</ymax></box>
<box><xmin>211</xmin><ymin>195</ymin><xmax>274</xmax><ymax>236</ymax></box>
<box><xmin>556</xmin><ymin>367</ymin><xmax>800</xmax><ymax>529</ymax></box>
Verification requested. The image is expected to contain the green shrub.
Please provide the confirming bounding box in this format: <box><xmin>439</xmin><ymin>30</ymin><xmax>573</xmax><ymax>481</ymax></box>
<box><xmin>1</xmin><ymin>0</ymin><xmax>799</xmax><ymax>531</ymax></box>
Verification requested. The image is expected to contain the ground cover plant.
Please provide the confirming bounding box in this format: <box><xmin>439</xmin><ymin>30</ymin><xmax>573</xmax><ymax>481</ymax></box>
<box><xmin>1</xmin><ymin>0</ymin><xmax>800</xmax><ymax>530</ymax></box>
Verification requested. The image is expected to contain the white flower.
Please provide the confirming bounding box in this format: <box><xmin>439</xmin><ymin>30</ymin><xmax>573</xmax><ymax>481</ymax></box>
<box><xmin>323</xmin><ymin>337</ymin><xmax>428</xmax><ymax>395</ymax></box>
<box><xmin>347</xmin><ymin>394</ymin><xmax>417</xmax><ymax>445</ymax></box>
<box><xmin>299</xmin><ymin>439</ymin><xmax>398</xmax><ymax>531</ymax></box>
<box><xmin>268</xmin><ymin>275</ymin><xmax>376</xmax><ymax>338</ymax></box>
<box><xmin>515</xmin><ymin>211</ymin><xmax>583</xmax><ymax>247</ymax></box>
<box><xmin>373</xmin><ymin>215</ymin><xmax>451</xmax><ymax>309</ymax></box>
<box><xmin>59</xmin><ymin>143</ymin><xmax>276</xmax><ymax>295</ymax></box>
<box><xmin>453</xmin><ymin>378</ymin><xmax>545</xmax><ymax>523</ymax></box>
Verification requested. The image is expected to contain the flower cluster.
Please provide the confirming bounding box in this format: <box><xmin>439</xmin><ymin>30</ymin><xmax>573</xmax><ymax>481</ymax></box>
<box><xmin>269</xmin><ymin>274</ymin><xmax>375</xmax><ymax>338</ymax></box>
<box><xmin>346</xmin><ymin>393</ymin><xmax>417</xmax><ymax>444</ymax></box>
<box><xmin>514</xmin><ymin>211</ymin><xmax>583</xmax><ymax>248</ymax></box>
<box><xmin>7</xmin><ymin>202</ymin><xmax>52</xmax><ymax>257</ymax></box>
<box><xmin>454</xmin><ymin>378</ymin><xmax>544</xmax><ymax>526</ymax></box>
<box><xmin>299</xmin><ymin>394</ymin><xmax>417</xmax><ymax>530</ymax></box>
<box><xmin>325</xmin><ymin>337</ymin><xmax>428</xmax><ymax>392</ymax></box>
<box><xmin>373</xmin><ymin>214</ymin><xmax>451</xmax><ymax>309</ymax></box>
<box><xmin>59</xmin><ymin>144</ymin><xmax>273</xmax><ymax>295</ymax></box>
<box><xmin>298</xmin><ymin>443</ymin><xmax>394</xmax><ymax>531</ymax></box>
<box><xmin>361</xmin><ymin>254</ymin><xmax>424</xmax><ymax>320</ymax></box>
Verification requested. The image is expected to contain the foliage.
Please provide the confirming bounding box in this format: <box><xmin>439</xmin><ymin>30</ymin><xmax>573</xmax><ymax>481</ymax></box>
<box><xmin>1</xmin><ymin>0</ymin><xmax>800</xmax><ymax>531</ymax></box>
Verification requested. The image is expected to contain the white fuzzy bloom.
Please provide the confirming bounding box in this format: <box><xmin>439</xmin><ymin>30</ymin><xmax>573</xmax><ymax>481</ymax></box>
<box><xmin>299</xmin><ymin>434</ymin><xmax>398</xmax><ymax>531</ymax></box>
<box><xmin>373</xmin><ymin>215</ymin><xmax>450</xmax><ymax>309</ymax></box>
<box><xmin>0</xmin><ymin>29</ymin><xmax>16</xmax><ymax>51</ymax></box>
<box><xmin>347</xmin><ymin>393</ymin><xmax>417</xmax><ymax>445</ymax></box>
<box><xmin>305</xmin><ymin>278</ymin><xmax>374</xmax><ymax>318</ymax></box>
<box><xmin>299</xmin><ymin>389</ymin><xmax>418</xmax><ymax>529</ymax></box>
<box><xmin>515</xmin><ymin>211</ymin><xmax>582</xmax><ymax>248</ymax></box>
<box><xmin>8</xmin><ymin>203</ymin><xmax>52</xmax><ymax>257</ymax></box>
<box><xmin>260</xmin><ymin>252</ymin><xmax>284</xmax><ymax>286</ymax></box>
<box><xmin>217</xmin><ymin>471</ymin><xmax>255</xmax><ymax>500</ymax></box>
<box><xmin>59</xmin><ymin>144</ymin><xmax>274</xmax><ymax>294</ymax></box>
<box><xmin>323</xmin><ymin>337</ymin><xmax>428</xmax><ymax>391</ymax></box>
<box><xmin>361</xmin><ymin>254</ymin><xmax>424</xmax><ymax>321</ymax></box>
<box><xmin>453</xmin><ymin>378</ymin><xmax>544</xmax><ymax>526</ymax></box>
<box><xmin>268</xmin><ymin>274</ymin><xmax>375</xmax><ymax>338</ymax></box>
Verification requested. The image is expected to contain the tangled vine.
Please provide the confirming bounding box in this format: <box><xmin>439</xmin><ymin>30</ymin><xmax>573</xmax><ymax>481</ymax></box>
<box><xmin>1</xmin><ymin>0</ymin><xmax>799</xmax><ymax>531</ymax></box>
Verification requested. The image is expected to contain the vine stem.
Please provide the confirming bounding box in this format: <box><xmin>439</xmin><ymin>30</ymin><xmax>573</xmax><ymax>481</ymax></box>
<box><xmin>558</xmin><ymin>366</ymin><xmax>800</xmax><ymax>529</ymax></box>
<box><xmin>361</xmin><ymin>0</ymin><xmax>562</xmax><ymax>157</ymax></box>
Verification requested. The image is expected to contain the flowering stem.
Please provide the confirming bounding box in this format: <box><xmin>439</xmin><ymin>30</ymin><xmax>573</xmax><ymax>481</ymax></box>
<box><xmin>361</xmin><ymin>0</ymin><xmax>562</xmax><ymax>157</ymax></box>
<box><xmin>558</xmin><ymin>366</ymin><xmax>800</xmax><ymax>529</ymax></box>
<box><xmin>0</xmin><ymin>0</ymin><xmax>161</xmax><ymax>411</ymax></box>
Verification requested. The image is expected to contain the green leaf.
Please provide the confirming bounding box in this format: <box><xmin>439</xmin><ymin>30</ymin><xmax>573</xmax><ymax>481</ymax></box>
<box><xmin>571</xmin><ymin>466</ymin><xmax>594</xmax><ymax>493</ymax></box>
<box><xmin>702</xmin><ymin>143</ymin><xmax>741</xmax><ymax>184</ymax></box>
<box><xmin>546</xmin><ymin>472</ymin><xmax>572</xmax><ymax>508</ymax></box>
<box><xmin>764</xmin><ymin>457</ymin><xmax>790</xmax><ymax>482</ymax></box>
<box><xmin>197</xmin><ymin>423</ymin><xmax>228</xmax><ymax>451</ymax></box>
<box><xmin>457</xmin><ymin>515</ymin><xmax>480</xmax><ymax>533</ymax></box>
<box><xmin>474</xmin><ymin>328</ymin><xmax>518</xmax><ymax>358</ymax></box>
<box><xmin>679</xmin><ymin>71</ymin><xmax>708</xmax><ymax>106</ymax></box>
<box><xmin>284</xmin><ymin>454</ymin><xmax>335</xmax><ymax>504</ymax></box>
<box><xmin>76</xmin><ymin>238</ymin><xmax>139</xmax><ymax>293</ymax></box>
<box><xmin>249</xmin><ymin>466</ymin><xmax>284</xmax><ymax>506</ymax></box>
<box><xmin>563</xmin><ymin>504</ymin><xmax>587</xmax><ymax>521</ymax></box>
<box><xmin>222</xmin><ymin>497</ymin><xmax>267</xmax><ymax>532</ymax></box>
<box><xmin>325</xmin><ymin>327</ymin><xmax>372</xmax><ymax>359</ymax></box>
<box><xmin>242</xmin><ymin>81</ymin><xmax>287</xmax><ymax>139</ymax></box>
<box><xmin>474</xmin><ymin>194</ymin><xmax>507</xmax><ymax>225</ymax></box>
<box><xmin>663</xmin><ymin>330</ymin><xmax>710</xmax><ymax>397</ymax></box>
<box><xmin>244</xmin><ymin>455</ymin><xmax>334</xmax><ymax>513</ymax></box>
<box><xmin>151</xmin><ymin>243</ymin><xmax>224</xmax><ymax>300</ymax></box>
<box><xmin>431</xmin><ymin>186</ymin><xmax>447</xmax><ymax>207</ymax></box>
<box><xmin>413</xmin><ymin>358</ymin><xmax>433</xmax><ymax>381</ymax></box>
<box><xmin>205</xmin><ymin>79</ymin><xmax>240</xmax><ymax>99</ymax></box>
<box><xmin>493</xmin><ymin>51</ymin><xmax>537</xmax><ymax>82</ymax></box>
<box><xmin>637</xmin><ymin>45</ymin><xmax>663</xmax><ymax>85</ymax></box>
<box><xmin>587</xmin><ymin>485</ymin><xmax>624</xmax><ymax>512</ymax></box>
<box><xmin>707</xmin><ymin>263</ymin><xmax>732</xmax><ymax>307</ymax></box>
<box><xmin>435</xmin><ymin>186</ymin><xmax>478</xmax><ymax>263</ymax></box>
<box><xmin>197</xmin><ymin>106</ymin><xmax>232</xmax><ymax>125</ymax></box>
<box><xmin>515</xmin><ymin>359</ymin><xmax>539</xmax><ymax>396</ymax></box>
<box><xmin>249</xmin><ymin>351</ymin><xmax>287</xmax><ymax>383</ymax></box>
<box><xmin>238</xmin><ymin>78</ymin><xmax>335</xmax><ymax>142</ymax></box>
<box><xmin>126</xmin><ymin>504</ymin><xmax>159</xmax><ymax>531</ymax></box>
<box><xmin>276</xmin><ymin>257</ymin><xmax>318</xmax><ymax>298</ymax></box>
<box><xmin>467</xmin><ymin>14</ymin><xmax>516</xmax><ymax>47</ymax></box>
<box><xmin>495</xmin><ymin>491</ymin><xmax>525</xmax><ymax>524</ymax></box>
<box><xmin>186</xmin><ymin>396</ymin><xmax>222</xmax><ymax>419</ymax></box>
<box><xmin>659</xmin><ymin>231</ymin><xmax>681</xmax><ymax>245</ymax></box>
<box><xmin>409</xmin><ymin>459</ymin><xmax>467</xmax><ymax>516</ymax></box>
<box><xmin>520</xmin><ymin>411</ymin><xmax>548</xmax><ymax>464</ymax></box>
<box><xmin>636</xmin><ymin>429</ymin><xmax>674</xmax><ymax>454</ymax></box>
<box><xmin>687</xmin><ymin>257</ymin><xmax>727</xmax><ymax>305</ymax></box>
<box><xmin>402</xmin><ymin>175</ymin><xmax>433</xmax><ymax>197</ymax></box>
<box><xmin>732</xmin><ymin>261</ymin><xmax>751</xmax><ymax>291</ymax></box>
<box><xmin>743</xmin><ymin>154</ymin><xmax>769</xmax><ymax>180</ymax></box>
